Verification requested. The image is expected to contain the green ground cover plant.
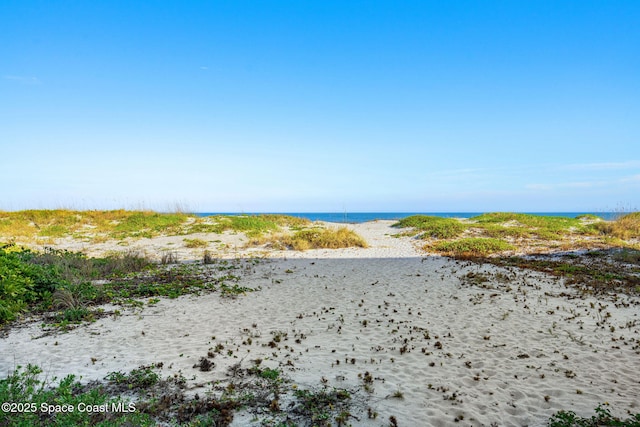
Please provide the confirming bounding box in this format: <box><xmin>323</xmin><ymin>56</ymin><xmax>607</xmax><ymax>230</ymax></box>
<box><xmin>0</xmin><ymin>245</ymin><xmax>254</xmax><ymax>328</ymax></box>
<box><xmin>109</xmin><ymin>212</ymin><xmax>189</xmax><ymax>238</ymax></box>
<box><xmin>0</xmin><ymin>210</ymin><xmax>365</xmax><ymax>253</ymax></box>
<box><xmin>0</xmin><ymin>245</ymin><xmax>154</xmax><ymax>325</ymax></box>
<box><xmin>0</xmin><ymin>210</ymin><xmax>313</xmax><ymax>244</ymax></box>
<box><xmin>479</xmin><ymin>250</ymin><xmax>640</xmax><ymax>295</ymax></box>
<box><xmin>549</xmin><ymin>403</ymin><xmax>640</xmax><ymax>426</ymax></box>
<box><xmin>1</xmin><ymin>360</ymin><xmax>370</xmax><ymax>427</ymax></box>
<box><xmin>469</xmin><ymin>212</ymin><xmax>597</xmax><ymax>239</ymax></box>
<box><xmin>2</xmin><ymin>365</ymin><xmax>637</xmax><ymax>427</ymax></box>
<box><xmin>394</xmin><ymin>212</ymin><xmax>639</xmax><ymax>256</ymax></box>
<box><xmin>393</xmin><ymin>215</ymin><xmax>467</xmax><ymax>239</ymax></box>
<box><xmin>221</xmin><ymin>215</ymin><xmax>280</xmax><ymax>237</ymax></box>
<box><xmin>0</xmin><ymin>364</ymin><xmax>154</xmax><ymax>426</ymax></box>
<box><xmin>430</xmin><ymin>238</ymin><xmax>515</xmax><ymax>256</ymax></box>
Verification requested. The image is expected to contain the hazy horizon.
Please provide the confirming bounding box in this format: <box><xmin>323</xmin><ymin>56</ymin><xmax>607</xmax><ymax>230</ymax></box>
<box><xmin>2</xmin><ymin>1</ymin><xmax>639</xmax><ymax>212</ymax></box>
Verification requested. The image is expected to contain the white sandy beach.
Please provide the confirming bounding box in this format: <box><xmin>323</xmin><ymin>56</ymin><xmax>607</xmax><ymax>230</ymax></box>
<box><xmin>1</xmin><ymin>221</ymin><xmax>639</xmax><ymax>426</ymax></box>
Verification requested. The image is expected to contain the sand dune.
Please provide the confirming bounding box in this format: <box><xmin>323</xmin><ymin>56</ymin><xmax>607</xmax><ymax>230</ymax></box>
<box><xmin>2</xmin><ymin>221</ymin><xmax>639</xmax><ymax>426</ymax></box>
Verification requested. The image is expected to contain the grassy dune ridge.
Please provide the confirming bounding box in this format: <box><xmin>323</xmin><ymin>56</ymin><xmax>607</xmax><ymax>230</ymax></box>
<box><xmin>0</xmin><ymin>210</ymin><xmax>368</xmax><ymax>326</ymax></box>
<box><xmin>2</xmin><ymin>211</ymin><xmax>640</xmax><ymax>425</ymax></box>
<box><xmin>393</xmin><ymin>212</ymin><xmax>640</xmax><ymax>256</ymax></box>
<box><xmin>0</xmin><ymin>210</ymin><xmax>366</xmax><ymax>250</ymax></box>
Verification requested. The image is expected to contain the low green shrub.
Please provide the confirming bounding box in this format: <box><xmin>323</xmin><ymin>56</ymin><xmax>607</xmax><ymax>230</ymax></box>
<box><xmin>0</xmin><ymin>364</ymin><xmax>153</xmax><ymax>426</ymax></box>
<box><xmin>430</xmin><ymin>238</ymin><xmax>514</xmax><ymax>256</ymax></box>
<box><xmin>393</xmin><ymin>215</ymin><xmax>466</xmax><ymax>239</ymax></box>
<box><xmin>105</xmin><ymin>366</ymin><xmax>160</xmax><ymax>390</ymax></box>
<box><xmin>549</xmin><ymin>403</ymin><xmax>640</xmax><ymax>426</ymax></box>
<box><xmin>110</xmin><ymin>212</ymin><xmax>189</xmax><ymax>238</ymax></box>
<box><xmin>0</xmin><ymin>246</ymin><xmax>153</xmax><ymax>325</ymax></box>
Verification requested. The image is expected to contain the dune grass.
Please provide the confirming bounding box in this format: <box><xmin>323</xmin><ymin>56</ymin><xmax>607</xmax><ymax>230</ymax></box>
<box><xmin>110</xmin><ymin>212</ymin><xmax>189</xmax><ymax>238</ymax></box>
<box><xmin>469</xmin><ymin>212</ymin><xmax>597</xmax><ymax>239</ymax></box>
<box><xmin>255</xmin><ymin>214</ymin><xmax>312</xmax><ymax>229</ymax></box>
<box><xmin>429</xmin><ymin>238</ymin><xmax>515</xmax><ymax>256</ymax></box>
<box><xmin>393</xmin><ymin>212</ymin><xmax>640</xmax><ymax>256</ymax></box>
<box><xmin>392</xmin><ymin>215</ymin><xmax>466</xmax><ymax>239</ymax></box>
<box><xmin>0</xmin><ymin>210</ymin><xmax>317</xmax><ymax>245</ymax></box>
<box><xmin>0</xmin><ymin>210</ymin><xmax>192</xmax><ymax>242</ymax></box>
<box><xmin>595</xmin><ymin>212</ymin><xmax>640</xmax><ymax>240</ymax></box>
<box><xmin>0</xmin><ymin>209</ymin><xmax>360</xmax><ymax>252</ymax></box>
<box><xmin>183</xmin><ymin>238</ymin><xmax>209</xmax><ymax>248</ymax></box>
<box><xmin>259</xmin><ymin>227</ymin><xmax>368</xmax><ymax>250</ymax></box>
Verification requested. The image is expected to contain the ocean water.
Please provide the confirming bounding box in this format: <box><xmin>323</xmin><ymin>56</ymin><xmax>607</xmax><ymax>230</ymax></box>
<box><xmin>195</xmin><ymin>212</ymin><xmax>618</xmax><ymax>223</ymax></box>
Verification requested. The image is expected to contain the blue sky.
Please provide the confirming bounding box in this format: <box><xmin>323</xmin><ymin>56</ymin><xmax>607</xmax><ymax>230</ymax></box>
<box><xmin>2</xmin><ymin>1</ymin><xmax>639</xmax><ymax>212</ymax></box>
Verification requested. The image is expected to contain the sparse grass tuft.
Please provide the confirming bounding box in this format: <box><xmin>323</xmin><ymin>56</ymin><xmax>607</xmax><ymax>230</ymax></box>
<box><xmin>576</xmin><ymin>214</ymin><xmax>603</xmax><ymax>221</ymax></box>
<box><xmin>613</xmin><ymin>248</ymin><xmax>640</xmax><ymax>264</ymax></box>
<box><xmin>183</xmin><ymin>238</ymin><xmax>208</xmax><ymax>248</ymax></box>
<box><xmin>160</xmin><ymin>251</ymin><xmax>178</xmax><ymax>265</ymax></box>
<box><xmin>292</xmin><ymin>387</ymin><xmax>353</xmax><ymax>425</ymax></box>
<box><xmin>203</xmin><ymin>250</ymin><xmax>215</xmax><ymax>264</ymax></box>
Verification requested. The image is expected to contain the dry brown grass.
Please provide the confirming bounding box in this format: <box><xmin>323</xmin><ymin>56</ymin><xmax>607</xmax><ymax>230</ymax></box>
<box><xmin>183</xmin><ymin>238</ymin><xmax>209</xmax><ymax>248</ymax></box>
<box><xmin>595</xmin><ymin>212</ymin><xmax>640</xmax><ymax>240</ymax></box>
<box><xmin>257</xmin><ymin>227</ymin><xmax>368</xmax><ymax>250</ymax></box>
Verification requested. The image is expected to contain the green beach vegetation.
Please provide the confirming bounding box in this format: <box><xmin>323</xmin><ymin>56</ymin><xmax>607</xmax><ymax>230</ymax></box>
<box><xmin>0</xmin><ymin>210</ymin><xmax>367</xmax><ymax>251</ymax></box>
<box><xmin>255</xmin><ymin>226</ymin><xmax>369</xmax><ymax>250</ymax></box>
<box><xmin>2</xmin><ymin>363</ymin><xmax>637</xmax><ymax>427</ymax></box>
<box><xmin>393</xmin><ymin>212</ymin><xmax>640</xmax><ymax>257</ymax></box>
<box><xmin>430</xmin><ymin>237</ymin><xmax>515</xmax><ymax>256</ymax></box>
<box><xmin>0</xmin><ymin>210</ymin><xmax>293</xmax><ymax>242</ymax></box>
<box><xmin>0</xmin><ymin>244</ymin><xmax>253</xmax><ymax>327</ymax></box>
<box><xmin>0</xmin><ymin>210</ymin><xmax>369</xmax><ymax>326</ymax></box>
<box><xmin>548</xmin><ymin>403</ymin><xmax>640</xmax><ymax>427</ymax></box>
<box><xmin>0</xmin><ymin>361</ymin><xmax>364</xmax><ymax>426</ymax></box>
<box><xmin>393</xmin><ymin>215</ymin><xmax>466</xmax><ymax>239</ymax></box>
<box><xmin>594</xmin><ymin>212</ymin><xmax>640</xmax><ymax>240</ymax></box>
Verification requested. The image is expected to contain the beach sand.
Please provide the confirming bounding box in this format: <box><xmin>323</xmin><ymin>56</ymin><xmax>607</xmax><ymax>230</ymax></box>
<box><xmin>2</xmin><ymin>221</ymin><xmax>639</xmax><ymax>426</ymax></box>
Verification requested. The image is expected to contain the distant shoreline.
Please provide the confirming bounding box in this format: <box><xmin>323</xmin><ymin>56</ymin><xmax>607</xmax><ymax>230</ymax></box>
<box><xmin>194</xmin><ymin>211</ymin><xmax>621</xmax><ymax>223</ymax></box>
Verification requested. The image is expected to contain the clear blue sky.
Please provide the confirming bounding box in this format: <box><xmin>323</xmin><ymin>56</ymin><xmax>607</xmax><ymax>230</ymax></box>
<box><xmin>2</xmin><ymin>1</ymin><xmax>639</xmax><ymax>212</ymax></box>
